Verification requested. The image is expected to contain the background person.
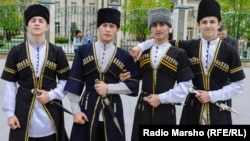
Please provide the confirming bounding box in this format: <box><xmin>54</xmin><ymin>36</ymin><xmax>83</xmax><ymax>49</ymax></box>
<box><xmin>218</xmin><ymin>24</ymin><xmax>238</xmax><ymax>52</ymax></box>
<box><xmin>83</xmin><ymin>29</ymin><xmax>94</xmax><ymax>44</ymax></box>
<box><xmin>73</xmin><ymin>30</ymin><xmax>83</xmax><ymax>53</ymax></box>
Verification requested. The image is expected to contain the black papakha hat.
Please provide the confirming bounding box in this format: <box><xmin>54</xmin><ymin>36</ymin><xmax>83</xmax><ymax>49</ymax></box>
<box><xmin>97</xmin><ymin>8</ymin><xmax>121</xmax><ymax>28</ymax></box>
<box><xmin>24</xmin><ymin>4</ymin><xmax>50</xmax><ymax>26</ymax></box>
<box><xmin>197</xmin><ymin>0</ymin><xmax>221</xmax><ymax>22</ymax></box>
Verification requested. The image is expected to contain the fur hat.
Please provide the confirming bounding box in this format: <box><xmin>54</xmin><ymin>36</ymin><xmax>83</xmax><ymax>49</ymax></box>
<box><xmin>97</xmin><ymin>8</ymin><xmax>121</xmax><ymax>28</ymax></box>
<box><xmin>148</xmin><ymin>8</ymin><xmax>172</xmax><ymax>28</ymax></box>
<box><xmin>24</xmin><ymin>4</ymin><xmax>50</xmax><ymax>26</ymax></box>
<box><xmin>197</xmin><ymin>0</ymin><xmax>221</xmax><ymax>22</ymax></box>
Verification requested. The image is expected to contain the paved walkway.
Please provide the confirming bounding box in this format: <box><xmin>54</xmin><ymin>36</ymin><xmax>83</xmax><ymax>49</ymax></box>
<box><xmin>0</xmin><ymin>59</ymin><xmax>249</xmax><ymax>141</ymax></box>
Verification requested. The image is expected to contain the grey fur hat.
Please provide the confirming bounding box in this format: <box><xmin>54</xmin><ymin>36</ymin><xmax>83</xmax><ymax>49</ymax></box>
<box><xmin>148</xmin><ymin>8</ymin><xmax>172</xmax><ymax>28</ymax></box>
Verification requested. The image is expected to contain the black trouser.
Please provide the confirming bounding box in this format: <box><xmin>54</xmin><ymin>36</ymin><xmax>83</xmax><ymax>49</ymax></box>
<box><xmin>95</xmin><ymin>121</ymin><xmax>105</xmax><ymax>141</ymax></box>
<box><xmin>29</xmin><ymin>134</ymin><xmax>56</xmax><ymax>141</ymax></box>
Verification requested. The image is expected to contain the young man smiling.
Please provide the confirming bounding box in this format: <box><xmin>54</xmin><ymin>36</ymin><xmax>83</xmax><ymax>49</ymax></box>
<box><xmin>130</xmin><ymin>0</ymin><xmax>245</xmax><ymax>125</ymax></box>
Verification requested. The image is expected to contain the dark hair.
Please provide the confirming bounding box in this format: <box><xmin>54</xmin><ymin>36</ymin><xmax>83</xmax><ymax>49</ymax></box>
<box><xmin>218</xmin><ymin>24</ymin><xmax>226</xmax><ymax>31</ymax></box>
<box><xmin>75</xmin><ymin>30</ymin><xmax>82</xmax><ymax>36</ymax></box>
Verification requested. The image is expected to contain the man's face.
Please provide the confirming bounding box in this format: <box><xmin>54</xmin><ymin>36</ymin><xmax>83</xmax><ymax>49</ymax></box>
<box><xmin>98</xmin><ymin>22</ymin><xmax>119</xmax><ymax>44</ymax></box>
<box><xmin>150</xmin><ymin>22</ymin><xmax>170</xmax><ymax>44</ymax></box>
<box><xmin>26</xmin><ymin>16</ymin><xmax>49</xmax><ymax>36</ymax></box>
<box><xmin>86</xmin><ymin>30</ymin><xmax>90</xmax><ymax>35</ymax></box>
<box><xmin>198</xmin><ymin>16</ymin><xmax>221</xmax><ymax>40</ymax></box>
<box><xmin>218</xmin><ymin>30</ymin><xmax>227</xmax><ymax>39</ymax></box>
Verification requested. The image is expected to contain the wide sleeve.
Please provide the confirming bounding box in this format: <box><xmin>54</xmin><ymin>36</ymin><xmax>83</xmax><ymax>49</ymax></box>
<box><xmin>1</xmin><ymin>46</ymin><xmax>19</xmax><ymax>82</ymax></box>
<box><xmin>64</xmin><ymin>46</ymin><xmax>85</xmax><ymax>96</ymax></box>
<box><xmin>120</xmin><ymin>51</ymin><xmax>140</xmax><ymax>96</ymax></box>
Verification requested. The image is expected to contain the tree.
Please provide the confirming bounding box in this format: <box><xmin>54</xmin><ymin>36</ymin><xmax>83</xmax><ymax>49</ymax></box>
<box><xmin>70</xmin><ymin>22</ymin><xmax>78</xmax><ymax>42</ymax></box>
<box><xmin>121</xmin><ymin>0</ymin><xmax>173</xmax><ymax>42</ymax></box>
<box><xmin>217</xmin><ymin>0</ymin><xmax>250</xmax><ymax>40</ymax></box>
<box><xmin>0</xmin><ymin>0</ymin><xmax>37</xmax><ymax>41</ymax></box>
<box><xmin>0</xmin><ymin>3</ymin><xmax>24</xmax><ymax>41</ymax></box>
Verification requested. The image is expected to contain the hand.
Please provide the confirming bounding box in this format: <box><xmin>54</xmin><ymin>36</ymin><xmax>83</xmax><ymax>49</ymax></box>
<box><xmin>94</xmin><ymin>81</ymin><xmax>108</xmax><ymax>96</ymax></box>
<box><xmin>36</xmin><ymin>89</ymin><xmax>50</xmax><ymax>104</ymax></box>
<box><xmin>73</xmin><ymin>112</ymin><xmax>88</xmax><ymax>124</ymax></box>
<box><xmin>145</xmin><ymin>94</ymin><xmax>161</xmax><ymax>108</ymax></box>
<box><xmin>195</xmin><ymin>90</ymin><xmax>211</xmax><ymax>103</ymax></box>
<box><xmin>130</xmin><ymin>46</ymin><xmax>143</xmax><ymax>61</ymax></box>
<box><xmin>119</xmin><ymin>69</ymin><xmax>131</xmax><ymax>81</ymax></box>
<box><xmin>8</xmin><ymin>115</ymin><xmax>20</xmax><ymax>129</ymax></box>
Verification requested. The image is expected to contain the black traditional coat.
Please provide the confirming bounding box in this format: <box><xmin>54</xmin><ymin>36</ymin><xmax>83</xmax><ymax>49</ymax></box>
<box><xmin>131</xmin><ymin>46</ymin><xmax>194</xmax><ymax>141</ymax></box>
<box><xmin>64</xmin><ymin>43</ymin><xmax>140</xmax><ymax>141</ymax></box>
<box><xmin>1</xmin><ymin>42</ymin><xmax>70</xmax><ymax>141</ymax></box>
<box><xmin>170</xmin><ymin>39</ymin><xmax>245</xmax><ymax>125</ymax></box>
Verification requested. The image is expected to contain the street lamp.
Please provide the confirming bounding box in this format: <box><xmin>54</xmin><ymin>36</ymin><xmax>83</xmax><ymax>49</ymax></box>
<box><xmin>174</xmin><ymin>2</ymin><xmax>189</xmax><ymax>40</ymax></box>
<box><xmin>108</xmin><ymin>1</ymin><xmax>121</xmax><ymax>8</ymax></box>
<box><xmin>38</xmin><ymin>0</ymin><xmax>54</xmax><ymax>3</ymax></box>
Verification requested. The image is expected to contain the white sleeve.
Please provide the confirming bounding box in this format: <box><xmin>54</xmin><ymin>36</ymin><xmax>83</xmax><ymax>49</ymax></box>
<box><xmin>158</xmin><ymin>80</ymin><xmax>193</xmax><ymax>104</ymax></box>
<box><xmin>48</xmin><ymin>80</ymin><xmax>67</xmax><ymax>100</ymax></box>
<box><xmin>209</xmin><ymin>80</ymin><xmax>244</xmax><ymax>103</ymax></box>
<box><xmin>107</xmin><ymin>82</ymin><xmax>132</xmax><ymax>95</ymax></box>
<box><xmin>137</xmin><ymin>39</ymin><xmax>155</xmax><ymax>51</ymax></box>
<box><xmin>2</xmin><ymin>81</ymin><xmax>17</xmax><ymax>118</ymax></box>
<box><xmin>67</xmin><ymin>92</ymin><xmax>81</xmax><ymax>114</ymax></box>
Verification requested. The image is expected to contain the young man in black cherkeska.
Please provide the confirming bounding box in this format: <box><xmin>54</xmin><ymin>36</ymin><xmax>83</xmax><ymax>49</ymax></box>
<box><xmin>1</xmin><ymin>4</ymin><xmax>70</xmax><ymax>141</ymax></box>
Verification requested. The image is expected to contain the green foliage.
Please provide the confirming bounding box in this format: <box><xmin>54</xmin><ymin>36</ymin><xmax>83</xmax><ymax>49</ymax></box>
<box><xmin>217</xmin><ymin>0</ymin><xmax>250</xmax><ymax>40</ymax></box>
<box><xmin>55</xmin><ymin>37</ymin><xmax>69</xmax><ymax>44</ymax></box>
<box><xmin>217</xmin><ymin>0</ymin><xmax>250</xmax><ymax>12</ymax></box>
<box><xmin>70</xmin><ymin>23</ymin><xmax>78</xmax><ymax>41</ymax></box>
<box><xmin>121</xmin><ymin>0</ymin><xmax>173</xmax><ymax>42</ymax></box>
<box><xmin>0</xmin><ymin>40</ymin><xmax>3</xmax><ymax>48</ymax></box>
<box><xmin>121</xmin><ymin>8</ymin><xmax>149</xmax><ymax>42</ymax></box>
<box><xmin>222</xmin><ymin>12</ymin><xmax>250</xmax><ymax>40</ymax></box>
<box><xmin>0</xmin><ymin>32</ymin><xmax>3</xmax><ymax>39</ymax></box>
<box><xmin>0</xmin><ymin>4</ymin><xmax>24</xmax><ymax>41</ymax></box>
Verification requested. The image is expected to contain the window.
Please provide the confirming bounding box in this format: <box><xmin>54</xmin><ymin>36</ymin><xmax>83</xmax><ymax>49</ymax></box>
<box><xmin>55</xmin><ymin>22</ymin><xmax>60</xmax><ymax>34</ymax></box>
<box><xmin>88</xmin><ymin>3</ymin><xmax>96</xmax><ymax>14</ymax></box>
<box><xmin>55</xmin><ymin>1</ymin><xmax>60</xmax><ymax>12</ymax></box>
<box><xmin>71</xmin><ymin>2</ymin><xmax>77</xmax><ymax>13</ymax></box>
<box><xmin>188</xmin><ymin>7</ymin><xmax>195</xmax><ymax>17</ymax></box>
